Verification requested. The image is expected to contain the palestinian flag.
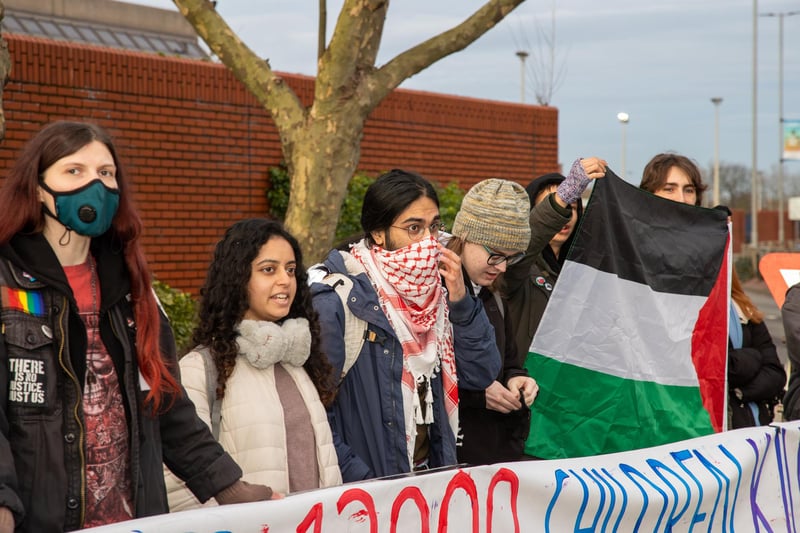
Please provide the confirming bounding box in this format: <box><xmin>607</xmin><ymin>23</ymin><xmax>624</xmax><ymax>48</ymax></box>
<box><xmin>524</xmin><ymin>171</ymin><xmax>730</xmax><ymax>459</ymax></box>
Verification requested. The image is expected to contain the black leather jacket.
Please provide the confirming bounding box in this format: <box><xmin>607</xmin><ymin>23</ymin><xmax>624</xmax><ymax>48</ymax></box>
<box><xmin>0</xmin><ymin>233</ymin><xmax>241</xmax><ymax>532</ymax></box>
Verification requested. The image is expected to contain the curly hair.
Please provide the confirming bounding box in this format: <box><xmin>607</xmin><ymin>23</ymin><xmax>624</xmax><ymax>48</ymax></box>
<box><xmin>193</xmin><ymin>218</ymin><xmax>337</xmax><ymax>406</ymax></box>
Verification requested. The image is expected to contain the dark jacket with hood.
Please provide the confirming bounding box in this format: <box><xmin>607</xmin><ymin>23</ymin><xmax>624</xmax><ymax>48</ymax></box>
<box><xmin>505</xmin><ymin>173</ymin><xmax>584</xmax><ymax>360</ymax></box>
<box><xmin>456</xmin><ymin>269</ymin><xmax>530</xmax><ymax>465</ymax></box>
<box><xmin>0</xmin><ymin>232</ymin><xmax>241</xmax><ymax>532</ymax></box>
<box><xmin>727</xmin><ymin>317</ymin><xmax>785</xmax><ymax>429</ymax></box>
<box><xmin>783</xmin><ymin>284</ymin><xmax>800</xmax><ymax>420</ymax></box>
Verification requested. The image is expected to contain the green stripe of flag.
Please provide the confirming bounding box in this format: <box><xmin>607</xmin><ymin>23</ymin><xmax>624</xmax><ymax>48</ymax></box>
<box><xmin>524</xmin><ymin>352</ymin><xmax>715</xmax><ymax>459</ymax></box>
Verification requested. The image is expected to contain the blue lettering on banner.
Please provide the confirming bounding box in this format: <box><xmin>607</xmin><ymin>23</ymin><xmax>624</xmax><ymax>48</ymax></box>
<box><xmin>542</xmin><ymin>437</ymin><xmax>788</xmax><ymax>532</ymax></box>
<box><xmin>584</xmin><ymin>469</ymin><xmax>613</xmax><ymax>532</ymax></box>
<box><xmin>775</xmin><ymin>427</ymin><xmax>797</xmax><ymax>531</ymax></box>
<box><xmin>646</xmin><ymin>458</ymin><xmax>691</xmax><ymax>530</ymax></box>
<box><xmin>746</xmin><ymin>436</ymin><xmax>773</xmax><ymax>531</ymax></box>
<box><xmin>696</xmin><ymin>446</ymin><xmax>738</xmax><ymax>530</ymax></box>
<box><xmin>600</xmin><ymin>467</ymin><xmax>628</xmax><ymax>532</ymax></box>
<box><xmin>620</xmin><ymin>463</ymin><xmax>668</xmax><ymax>531</ymax></box>
<box><xmin>669</xmin><ymin>449</ymin><xmax>708</xmax><ymax>528</ymax></box>
<box><xmin>570</xmin><ymin>468</ymin><xmax>600</xmax><ymax>533</ymax></box>
<box><xmin>544</xmin><ymin>469</ymin><xmax>568</xmax><ymax>532</ymax></box>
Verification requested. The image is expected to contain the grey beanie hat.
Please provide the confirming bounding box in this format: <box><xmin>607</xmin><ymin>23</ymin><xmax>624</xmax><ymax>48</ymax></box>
<box><xmin>451</xmin><ymin>178</ymin><xmax>531</xmax><ymax>252</ymax></box>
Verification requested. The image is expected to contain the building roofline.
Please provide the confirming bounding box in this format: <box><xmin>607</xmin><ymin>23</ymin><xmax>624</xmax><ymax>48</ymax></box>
<box><xmin>5</xmin><ymin>0</ymin><xmax>198</xmax><ymax>39</ymax></box>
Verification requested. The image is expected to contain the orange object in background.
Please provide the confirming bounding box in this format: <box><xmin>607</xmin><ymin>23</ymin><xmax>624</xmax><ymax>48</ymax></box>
<box><xmin>758</xmin><ymin>253</ymin><xmax>800</xmax><ymax>308</ymax></box>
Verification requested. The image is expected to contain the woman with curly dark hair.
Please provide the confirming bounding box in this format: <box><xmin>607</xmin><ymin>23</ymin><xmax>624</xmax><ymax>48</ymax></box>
<box><xmin>166</xmin><ymin>218</ymin><xmax>341</xmax><ymax>511</ymax></box>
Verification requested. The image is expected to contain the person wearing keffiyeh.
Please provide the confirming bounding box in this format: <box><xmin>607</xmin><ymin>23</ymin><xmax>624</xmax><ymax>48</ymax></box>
<box><xmin>310</xmin><ymin>169</ymin><xmax>502</xmax><ymax>482</ymax></box>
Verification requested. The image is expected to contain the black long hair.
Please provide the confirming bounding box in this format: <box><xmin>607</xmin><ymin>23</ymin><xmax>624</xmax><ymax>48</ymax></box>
<box><xmin>193</xmin><ymin>218</ymin><xmax>336</xmax><ymax>406</ymax></box>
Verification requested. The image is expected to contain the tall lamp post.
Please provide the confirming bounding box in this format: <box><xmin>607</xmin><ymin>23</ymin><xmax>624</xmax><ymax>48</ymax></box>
<box><xmin>617</xmin><ymin>112</ymin><xmax>630</xmax><ymax>179</ymax></box>
<box><xmin>516</xmin><ymin>50</ymin><xmax>529</xmax><ymax>103</ymax></box>
<box><xmin>761</xmin><ymin>10</ymin><xmax>800</xmax><ymax>246</ymax></box>
<box><xmin>751</xmin><ymin>0</ymin><xmax>759</xmax><ymax>251</ymax></box>
<box><xmin>711</xmin><ymin>98</ymin><xmax>723</xmax><ymax>207</ymax></box>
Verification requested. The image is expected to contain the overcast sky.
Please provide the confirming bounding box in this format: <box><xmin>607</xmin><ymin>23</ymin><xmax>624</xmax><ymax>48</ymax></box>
<box><xmin>130</xmin><ymin>0</ymin><xmax>800</xmax><ymax>185</ymax></box>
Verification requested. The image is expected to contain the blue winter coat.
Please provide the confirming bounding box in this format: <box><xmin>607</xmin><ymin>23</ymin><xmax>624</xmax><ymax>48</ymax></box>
<box><xmin>310</xmin><ymin>249</ymin><xmax>501</xmax><ymax>482</ymax></box>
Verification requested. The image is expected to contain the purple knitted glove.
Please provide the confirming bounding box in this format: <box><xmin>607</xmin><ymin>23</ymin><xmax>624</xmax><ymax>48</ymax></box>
<box><xmin>556</xmin><ymin>158</ymin><xmax>591</xmax><ymax>205</ymax></box>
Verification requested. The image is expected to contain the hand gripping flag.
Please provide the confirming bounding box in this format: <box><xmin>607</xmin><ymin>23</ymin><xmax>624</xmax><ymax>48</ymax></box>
<box><xmin>524</xmin><ymin>171</ymin><xmax>730</xmax><ymax>459</ymax></box>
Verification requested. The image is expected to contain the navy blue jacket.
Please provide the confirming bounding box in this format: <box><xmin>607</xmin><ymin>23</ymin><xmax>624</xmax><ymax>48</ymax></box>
<box><xmin>311</xmin><ymin>249</ymin><xmax>501</xmax><ymax>482</ymax></box>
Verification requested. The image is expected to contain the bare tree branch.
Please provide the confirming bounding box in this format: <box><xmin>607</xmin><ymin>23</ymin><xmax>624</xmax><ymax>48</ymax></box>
<box><xmin>173</xmin><ymin>0</ymin><xmax>530</xmax><ymax>260</ymax></box>
<box><xmin>509</xmin><ymin>2</ymin><xmax>566</xmax><ymax>106</ymax></box>
<box><xmin>172</xmin><ymin>0</ymin><xmax>306</xmax><ymax>134</ymax></box>
<box><xmin>315</xmin><ymin>0</ymin><xmax>388</xmax><ymax>113</ymax></box>
<box><xmin>363</xmin><ymin>0</ymin><xmax>526</xmax><ymax>106</ymax></box>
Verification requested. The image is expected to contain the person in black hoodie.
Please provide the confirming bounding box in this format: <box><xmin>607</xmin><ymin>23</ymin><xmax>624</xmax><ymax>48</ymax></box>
<box><xmin>639</xmin><ymin>154</ymin><xmax>785</xmax><ymax>429</ymax></box>
<box><xmin>0</xmin><ymin>121</ymin><xmax>274</xmax><ymax>533</ymax></box>
<box><xmin>782</xmin><ymin>283</ymin><xmax>800</xmax><ymax>421</ymax></box>
<box><xmin>727</xmin><ymin>269</ymin><xmax>785</xmax><ymax>428</ymax></box>
<box><xmin>504</xmin><ymin>157</ymin><xmax>606</xmax><ymax>458</ymax></box>
<box><xmin>505</xmin><ymin>158</ymin><xmax>606</xmax><ymax>365</ymax></box>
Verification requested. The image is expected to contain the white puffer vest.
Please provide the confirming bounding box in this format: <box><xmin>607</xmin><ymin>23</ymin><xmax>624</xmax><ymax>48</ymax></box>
<box><xmin>164</xmin><ymin>351</ymin><xmax>341</xmax><ymax>511</ymax></box>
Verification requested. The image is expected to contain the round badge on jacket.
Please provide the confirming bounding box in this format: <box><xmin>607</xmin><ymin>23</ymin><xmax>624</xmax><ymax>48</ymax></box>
<box><xmin>534</xmin><ymin>276</ymin><xmax>553</xmax><ymax>292</ymax></box>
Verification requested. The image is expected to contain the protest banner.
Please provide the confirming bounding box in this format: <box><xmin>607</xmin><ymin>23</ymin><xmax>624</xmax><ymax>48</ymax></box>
<box><xmin>85</xmin><ymin>422</ymin><xmax>799</xmax><ymax>532</ymax></box>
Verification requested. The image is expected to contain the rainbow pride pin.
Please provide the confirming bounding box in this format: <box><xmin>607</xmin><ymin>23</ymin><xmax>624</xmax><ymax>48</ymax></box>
<box><xmin>1</xmin><ymin>287</ymin><xmax>46</xmax><ymax>317</ymax></box>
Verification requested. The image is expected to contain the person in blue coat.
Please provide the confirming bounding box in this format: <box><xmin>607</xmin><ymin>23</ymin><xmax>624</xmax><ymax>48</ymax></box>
<box><xmin>310</xmin><ymin>169</ymin><xmax>502</xmax><ymax>482</ymax></box>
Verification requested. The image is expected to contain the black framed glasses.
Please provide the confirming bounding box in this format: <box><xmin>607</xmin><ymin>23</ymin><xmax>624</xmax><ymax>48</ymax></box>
<box><xmin>482</xmin><ymin>244</ymin><xmax>525</xmax><ymax>266</ymax></box>
<box><xmin>391</xmin><ymin>222</ymin><xmax>447</xmax><ymax>241</ymax></box>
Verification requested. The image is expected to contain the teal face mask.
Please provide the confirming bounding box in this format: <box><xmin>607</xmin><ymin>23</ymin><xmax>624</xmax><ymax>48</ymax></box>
<box><xmin>40</xmin><ymin>179</ymin><xmax>120</xmax><ymax>237</ymax></box>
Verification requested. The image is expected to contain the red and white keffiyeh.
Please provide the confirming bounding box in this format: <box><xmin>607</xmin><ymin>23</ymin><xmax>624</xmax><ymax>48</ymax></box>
<box><xmin>350</xmin><ymin>237</ymin><xmax>459</xmax><ymax>468</ymax></box>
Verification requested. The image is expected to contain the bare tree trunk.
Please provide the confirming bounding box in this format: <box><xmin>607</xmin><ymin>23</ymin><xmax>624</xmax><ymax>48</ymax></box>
<box><xmin>0</xmin><ymin>1</ymin><xmax>11</xmax><ymax>142</ymax></box>
<box><xmin>284</xmin><ymin>122</ymin><xmax>363</xmax><ymax>262</ymax></box>
<box><xmin>173</xmin><ymin>0</ymin><xmax>527</xmax><ymax>261</ymax></box>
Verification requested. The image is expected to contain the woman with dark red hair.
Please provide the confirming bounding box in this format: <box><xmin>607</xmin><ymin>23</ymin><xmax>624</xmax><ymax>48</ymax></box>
<box><xmin>0</xmin><ymin>121</ymin><xmax>274</xmax><ymax>533</ymax></box>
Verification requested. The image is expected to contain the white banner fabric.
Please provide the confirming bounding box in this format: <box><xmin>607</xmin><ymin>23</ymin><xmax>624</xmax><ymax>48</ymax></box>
<box><xmin>84</xmin><ymin>422</ymin><xmax>800</xmax><ymax>532</ymax></box>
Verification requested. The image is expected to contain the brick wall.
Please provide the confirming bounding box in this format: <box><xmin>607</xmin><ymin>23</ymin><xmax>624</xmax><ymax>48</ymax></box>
<box><xmin>0</xmin><ymin>34</ymin><xmax>558</xmax><ymax>293</ymax></box>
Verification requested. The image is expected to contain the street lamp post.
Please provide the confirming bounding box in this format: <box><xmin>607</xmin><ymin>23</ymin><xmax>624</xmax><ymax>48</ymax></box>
<box><xmin>761</xmin><ymin>10</ymin><xmax>800</xmax><ymax>246</ymax></box>
<box><xmin>711</xmin><ymin>98</ymin><xmax>723</xmax><ymax>207</ymax></box>
<box><xmin>617</xmin><ymin>112</ymin><xmax>629</xmax><ymax>179</ymax></box>
<box><xmin>752</xmin><ymin>0</ymin><xmax>759</xmax><ymax>251</ymax></box>
<box><xmin>516</xmin><ymin>50</ymin><xmax>529</xmax><ymax>104</ymax></box>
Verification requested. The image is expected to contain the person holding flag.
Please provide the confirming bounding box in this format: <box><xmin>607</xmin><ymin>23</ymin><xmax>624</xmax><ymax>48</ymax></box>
<box><xmin>501</xmin><ymin>158</ymin><xmax>606</xmax><ymax>459</ymax></box>
<box><xmin>505</xmin><ymin>158</ymin><xmax>607</xmax><ymax>371</ymax></box>
<box><xmin>640</xmin><ymin>153</ymin><xmax>785</xmax><ymax>430</ymax></box>
<box><xmin>525</xmin><ymin>154</ymin><xmax>730</xmax><ymax>459</ymax></box>
<box><xmin>639</xmin><ymin>152</ymin><xmax>706</xmax><ymax>206</ymax></box>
